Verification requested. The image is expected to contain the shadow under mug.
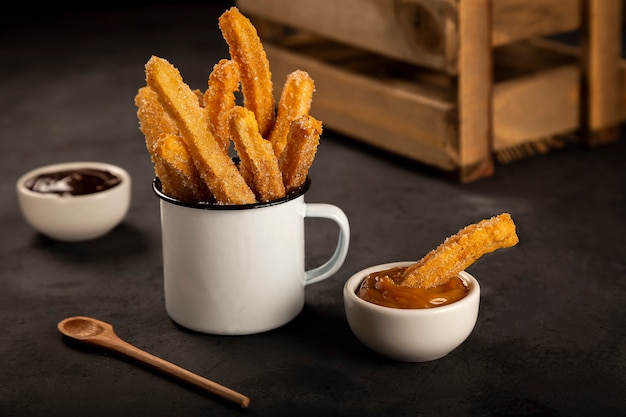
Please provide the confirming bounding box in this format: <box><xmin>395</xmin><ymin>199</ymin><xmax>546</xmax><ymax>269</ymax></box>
<box><xmin>152</xmin><ymin>177</ymin><xmax>350</xmax><ymax>335</ymax></box>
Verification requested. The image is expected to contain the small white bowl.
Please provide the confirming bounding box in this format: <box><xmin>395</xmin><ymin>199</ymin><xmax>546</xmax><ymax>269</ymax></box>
<box><xmin>343</xmin><ymin>261</ymin><xmax>480</xmax><ymax>362</ymax></box>
<box><xmin>16</xmin><ymin>161</ymin><xmax>131</xmax><ymax>242</ymax></box>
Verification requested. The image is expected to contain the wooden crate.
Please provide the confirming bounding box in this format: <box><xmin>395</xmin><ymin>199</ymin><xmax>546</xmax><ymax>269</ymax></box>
<box><xmin>237</xmin><ymin>0</ymin><xmax>624</xmax><ymax>182</ymax></box>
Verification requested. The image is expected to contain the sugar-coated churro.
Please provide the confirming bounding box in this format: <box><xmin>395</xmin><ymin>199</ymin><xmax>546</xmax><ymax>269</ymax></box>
<box><xmin>135</xmin><ymin>86</ymin><xmax>192</xmax><ymax>199</ymax></box>
<box><xmin>145</xmin><ymin>55</ymin><xmax>256</xmax><ymax>205</ymax></box>
<box><xmin>135</xmin><ymin>86</ymin><xmax>178</xmax><ymax>151</ymax></box>
<box><xmin>219</xmin><ymin>7</ymin><xmax>275</xmax><ymax>138</ymax></box>
<box><xmin>269</xmin><ymin>70</ymin><xmax>315</xmax><ymax>157</ymax></box>
<box><xmin>400</xmin><ymin>213</ymin><xmax>519</xmax><ymax>288</ymax></box>
<box><xmin>136</xmin><ymin>86</ymin><xmax>212</xmax><ymax>202</ymax></box>
<box><xmin>192</xmin><ymin>89</ymin><xmax>205</xmax><ymax>106</ymax></box>
<box><xmin>228</xmin><ymin>106</ymin><xmax>286</xmax><ymax>202</ymax></box>
<box><xmin>136</xmin><ymin>7</ymin><xmax>324</xmax><ymax>206</ymax></box>
<box><xmin>278</xmin><ymin>114</ymin><xmax>322</xmax><ymax>193</ymax></box>
<box><xmin>154</xmin><ymin>133</ymin><xmax>214</xmax><ymax>203</ymax></box>
<box><xmin>204</xmin><ymin>59</ymin><xmax>240</xmax><ymax>152</ymax></box>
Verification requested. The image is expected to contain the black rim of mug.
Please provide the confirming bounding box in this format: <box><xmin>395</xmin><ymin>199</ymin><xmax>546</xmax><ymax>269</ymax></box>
<box><xmin>152</xmin><ymin>177</ymin><xmax>311</xmax><ymax>210</ymax></box>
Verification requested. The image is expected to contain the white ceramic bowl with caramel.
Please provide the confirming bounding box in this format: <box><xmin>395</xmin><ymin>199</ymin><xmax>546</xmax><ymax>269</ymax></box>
<box><xmin>343</xmin><ymin>261</ymin><xmax>480</xmax><ymax>362</ymax></box>
<box><xmin>16</xmin><ymin>161</ymin><xmax>131</xmax><ymax>242</ymax></box>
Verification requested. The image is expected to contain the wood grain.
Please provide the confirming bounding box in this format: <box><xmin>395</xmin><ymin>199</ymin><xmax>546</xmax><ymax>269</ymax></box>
<box><xmin>581</xmin><ymin>0</ymin><xmax>623</xmax><ymax>144</ymax></box>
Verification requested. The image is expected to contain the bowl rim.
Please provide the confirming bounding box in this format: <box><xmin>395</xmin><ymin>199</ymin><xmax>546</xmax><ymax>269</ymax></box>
<box><xmin>343</xmin><ymin>261</ymin><xmax>480</xmax><ymax>316</ymax></box>
<box><xmin>16</xmin><ymin>161</ymin><xmax>131</xmax><ymax>199</ymax></box>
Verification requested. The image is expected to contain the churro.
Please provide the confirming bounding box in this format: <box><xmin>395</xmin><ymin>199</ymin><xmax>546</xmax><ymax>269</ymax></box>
<box><xmin>135</xmin><ymin>86</ymin><xmax>179</xmax><ymax>150</ymax></box>
<box><xmin>135</xmin><ymin>86</ymin><xmax>193</xmax><ymax>200</ymax></box>
<box><xmin>269</xmin><ymin>70</ymin><xmax>315</xmax><ymax>157</ymax></box>
<box><xmin>192</xmin><ymin>89</ymin><xmax>205</xmax><ymax>106</ymax></box>
<box><xmin>278</xmin><ymin>115</ymin><xmax>322</xmax><ymax>193</ymax></box>
<box><xmin>136</xmin><ymin>7</ymin><xmax>324</xmax><ymax>206</ymax></box>
<box><xmin>219</xmin><ymin>7</ymin><xmax>275</xmax><ymax>138</ymax></box>
<box><xmin>145</xmin><ymin>55</ymin><xmax>256</xmax><ymax>205</ymax></box>
<box><xmin>154</xmin><ymin>133</ymin><xmax>213</xmax><ymax>203</ymax></box>
<box><xmin>204</xmin><ymin>59</ymin><xmax>240</xmax><ymax>152</ymax></box>
<box><xmin>401</xmin><ymin>213</ymin><xmax>519</xmax><ymax>288</ymax></box>
<box><xmin>228</xmin><ymin>106</ymin><xmax>286</xmax><ymax>202</ymax></box>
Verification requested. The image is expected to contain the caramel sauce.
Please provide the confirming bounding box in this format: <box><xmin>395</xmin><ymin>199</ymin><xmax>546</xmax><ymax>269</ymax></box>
<box><xmin>357</xmin><ymin>266</ymin><xmax>470</xmax><ymax>309</ymax></box>
<box><xmin>25</xmin><ymin>168</ymin><xmax>121</xmax><ymax>196</ymax></box>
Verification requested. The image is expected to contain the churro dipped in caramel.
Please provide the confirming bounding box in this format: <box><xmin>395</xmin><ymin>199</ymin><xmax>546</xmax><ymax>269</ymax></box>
<box><xmin>357</xmin><ymin>214</ymin><xmax>518</xmax><ymax>308</ymax></box>
<box><xmin>401</xmin><ymin>213</ymin><xmax>519</xmax><ymax>289</ymax></box>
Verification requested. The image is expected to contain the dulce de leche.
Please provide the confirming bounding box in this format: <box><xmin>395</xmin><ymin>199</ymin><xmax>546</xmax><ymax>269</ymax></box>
<box><xmin>357</xmin><ymin>266</ymin><xmax>470</xmax><ymax>309</ymax></box>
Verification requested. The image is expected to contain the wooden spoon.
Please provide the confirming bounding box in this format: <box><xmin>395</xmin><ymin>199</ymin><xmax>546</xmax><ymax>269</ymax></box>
<box><xmin>57</xmin><ymin>316</ymin><xmax>250</xmax><ymax>408</ymax></box>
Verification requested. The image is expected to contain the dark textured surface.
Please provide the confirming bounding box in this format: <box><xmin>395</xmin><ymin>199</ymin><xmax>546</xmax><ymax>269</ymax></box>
<box><xmin>2</xmin><ymin>3</ymin><xmax>625</xmax><ymax>416</ymax></box>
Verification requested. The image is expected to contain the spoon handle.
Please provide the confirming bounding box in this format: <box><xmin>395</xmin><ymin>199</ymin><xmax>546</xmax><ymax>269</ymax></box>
<box><xmin>97</xmin><ymin>333</ymin><xmax>250</xmax><ymax>408</ymax></box>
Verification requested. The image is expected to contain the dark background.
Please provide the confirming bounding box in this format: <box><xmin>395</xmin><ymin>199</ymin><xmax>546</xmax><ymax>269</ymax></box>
<box><xmin>1</xmin><ymin>2</ymin><xmax>625</xmax><ymax>416</ymax></box>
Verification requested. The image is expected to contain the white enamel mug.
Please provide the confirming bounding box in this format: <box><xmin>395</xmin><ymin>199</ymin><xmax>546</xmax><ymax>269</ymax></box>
<box><xmin>153</xmin><ymin>178</ymin><xmax>350</xmax><ymax>335</ymax></box>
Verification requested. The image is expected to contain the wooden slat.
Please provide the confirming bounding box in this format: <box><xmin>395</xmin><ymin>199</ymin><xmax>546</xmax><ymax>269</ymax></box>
<box><xmin>520</xmin><ymin>38</ymin><xmax>626</xmax><ymax>122</ymax></box>
<box><xmin>493</xmin><ymin>65</ymin><xmax>580</xmax><ymax>152</ymax></box>
<box><xmin>581</xmin><ymin>0</ymin><xmax>623</xmax><ymax>144</ymax></box>
<box><xmin>491</xmin><ymin>39</ymin><xmax>581</xmax><ymax>153</ymax></box>
<box><xmin>238</xmin><ymin>0</ymin><xmax>582</xmax><ymax>74</ymax></box>
<box><xmin>237</xmin><ymin>0</ymin><xmax>459</xmax><ymax>73</ymax></box>
<box><xmin>264</xmin><ymin>43</ymin><xmax>460</xmax><ymax>171</ymax></box>
<box><xmin>237</xmin><ymin>1</ymin><xmax>624</xmax><ymax>181</ymax></box>
<box><xmin>260</xmin><ymin>31</ymin><xmax>600</xmax><ymax>176</ymax></box>
<box><xmin>456</xmin><ymin>0</ymin><xmax>493</xmax><ymax>182</ymax></box>
<box><xmin>492</xmin><ymin>0</ymin><xmax>581</xmax><ymax>46</ymax></box>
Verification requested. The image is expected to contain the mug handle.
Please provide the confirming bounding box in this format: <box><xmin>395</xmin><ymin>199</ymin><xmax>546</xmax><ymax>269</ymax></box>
<box><xmin>304</xmin><ymin>203</ymin><xmax>350</xmax><ymax>285</ymax></box>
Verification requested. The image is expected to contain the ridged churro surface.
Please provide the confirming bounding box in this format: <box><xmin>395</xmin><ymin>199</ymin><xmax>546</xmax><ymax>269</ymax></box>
<box><xmin>219</xmin><ymin>7</ymin><xmax>275</xmax><ymax>138</ymax></box>
<box><xmin>279</xmin><ymin>114</ymin><xmax>322</xmax><ymax>193</ymax></box>
<box><xmin>229</xmin><ymin>106</ymin><xmax>286</xmax><ymax>202</ymax></box>
<box><xmin>135</xmin><ymin>86</ymin><xmax>179</xmax><ymax>150</ymax></box>
<box><xmin>401</xmin><ymin>213</ymin><xmax>519</xmax><ymax>288</ymax></box>
<box><xmin>154</xmin><ymin>134</ymin><xmax>213</xmax><ymax>203</ymax></box>
<box><xmin>269</xmin><ymin>70</ymin><xmax>315</xmax><ymax>157</ymax></box>
<box><xmin>145</xmin><ymin>55</ymin><xmax>256</xmax><ymax>205</ymax></box>
<box><xmin>135</xmin><ymin>7</ymin><xmax>322</xmax><ymax>205</ymax></box>
<box><xmin>204</xmin><ymin>59</ymin><xmax>240</xmax><ymax>152</ymax></box>
<box><xmin>135</xmin><ymin>86</ymin><xmax>194</xmax><ymax>201</ymax></box>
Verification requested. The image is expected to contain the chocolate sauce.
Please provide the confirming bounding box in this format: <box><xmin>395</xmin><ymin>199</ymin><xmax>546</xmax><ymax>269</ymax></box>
<box><xmin>25</xmin><ymin>168</ymin><xmax>121</xmax><ymax>196</ymax></box>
